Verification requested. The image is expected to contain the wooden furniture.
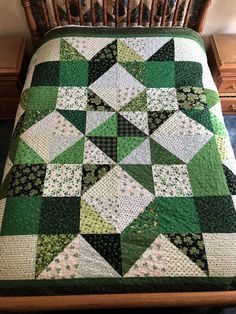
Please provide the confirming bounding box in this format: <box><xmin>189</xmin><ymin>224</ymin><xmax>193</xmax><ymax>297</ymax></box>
<box><xmin>21</xmin><ymin>0</ymin><xmax>213</xmax><ymax>45</ymax></box>
<box><xmin>209</xmin><ymin>34</ymin><xmax>236</xmax><ymax>115</ymax></box>
<box><xmin>0</xmin><ymin>37</ymin><xmax>26</xmax><ymax>119</ymax></box>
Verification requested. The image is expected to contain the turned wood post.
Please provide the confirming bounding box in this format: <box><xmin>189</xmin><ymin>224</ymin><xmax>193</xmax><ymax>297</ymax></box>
<box><xmin>21</xmin><ymin>0</ymin><xmax>39</xmax><ymax>44</ymax></box>
<box><xmin>197</xmin><ymin>0</ymin><xmax>213</xmax><ymax>34</ymax></box>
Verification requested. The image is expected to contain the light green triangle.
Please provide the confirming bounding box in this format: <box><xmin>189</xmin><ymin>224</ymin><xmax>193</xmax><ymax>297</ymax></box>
<box><xmin>14</xmin><ymin>138</ymin><xmax>45</xmax><ymax>164</ymax></box>
<box><xmin>205</xmin><ymin>89</ymin><xmax>220</xmax><ymax>109</ymax></box>
<box><xmin>80</xmin><ymin>200</ymin><xmax>117</xmax><ymax>234</ymax></box>
<box><xmin>88</xmin><ymin>114</ymin><xmax>117</xmax><ymax>137</ymax></box>
<box><xmin>117</xmin><ymin>137</ymin><xmax>146</xmax><ymax>162</ymax></box>
<box><xmin>60</xmin><ymin>38</ymin><xmax>86</xmax><ymax>61</ymax></box>
<box><xmin>117</xmin><ymin>39</ymin><xmax>144</xmax><ymax>62</ymax></box>
<box><xmin>210</xmin><ymin>113</ymin><xmax>226</xmax><ymax>136</ymax></box>
<box><xmin>122</xmin><ymin>90</ymin><xmax>147</xmax><ymax>112</ymax></box>
<box><xmin>52</xmin><ymin>138</ymin><xmax>84</xmax><ymax>164</ymax></box>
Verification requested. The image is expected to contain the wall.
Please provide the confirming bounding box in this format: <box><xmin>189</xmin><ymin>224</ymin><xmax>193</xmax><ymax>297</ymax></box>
<box><xmin>0</xmin><ymin>0</ymin><xmax>235</xmax><ymax>53</ymax></box>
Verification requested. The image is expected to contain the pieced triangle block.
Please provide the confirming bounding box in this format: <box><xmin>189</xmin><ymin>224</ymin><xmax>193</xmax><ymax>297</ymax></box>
<box><xmin>35</xmin><ymin>234</ymin><xmax>76</xmax><ymax>277</ymax></box>
<box><xmin>148</xmin><ymin>39</ymin><xmax>174</xmax><ymax>61</ymax></box>
<box><xmin>81</xmin><ymin>164</ymin><xmax>114</xmax><ymax>194</ymax></box>
<box><xmin>119</xmin><ymin>138</ymin><xmax>151</xmax><ymax>165</ymax></box>
<box><xmin>83</xmin><ymin>138</ymin><xmax>115</xmax><ymax>164</ymax></box>
<box><xmin>150</xmin><ymin>139</ymin><xmax>183</xmax><ymax>164</ymax></box>
<box><xmin>87</xmin><ymin>137</ymin><xmax>117</xmax><ymax>162</ymax></box>
<box><xmin>121</xmin><ymin>165</ymin><xmax>155</xmax><ymax>194</ymax></box>
<box><xmin>117</xmin><ymin>40</ymin><xmax>144</xmax><ymax>63</ymax></box>
<box><xmin>87</xmin><ymin>89</ymin><xmax>115</xmax><ymax>112</ymax></box>
<box><xmin>14</xmin><ymin>138</ymin><xmax>46</xmax><ymax>164</ymax></box>
<box><xmin>52</xmin><ymin>138</ymin><xmax>84</xmax><ymax>164</ymax></box>
<box><xmin>83</xmin><ymin>234</ymin><xmax>122</xmax><ymax>275</ymax></box>
<box><xmin>121</xmin><ymin>90</ymin><xmax>147</xmax><ymax>112</ymax></box>
<box><xmin>88</xmin><ymin>114</ymin><xmax>117</xmax><ymax>137</ymax></box>
<box><xmin>117</xmin><ymin>137</ymin><xmax>145</xmax><ymax>162</ymax></box>
<box><xmin>119</xmin><ymin>61</ymin><xmax>146</xmax><ymax>85</ymax></box>
<box><xmin>166</xmin><ymin>234</ymin><xmax>209</xmax><ymax>274</ymax></box>
<box><xmin>148</xmin><ymin>111</ymin><xmax>175</xmax><ymax>135</ymax></box>
<box><xmin>118</xmin><ymin>114</ymin><xmax>146</xmax><ymax>137</ymax></box>
<box><xmin>57</xmin><ymin>110</ymin><xmax>87</xmax><ymax>134</ymax></box>
<box><xmin>60</xmin><ymin>38</ymin><xmax>86</xmax><ymax>61</ymax></box>
<box><xmin>80</xmin><ymin>200</ymin><xmax>117</xmax><ymax>234</ymax></box>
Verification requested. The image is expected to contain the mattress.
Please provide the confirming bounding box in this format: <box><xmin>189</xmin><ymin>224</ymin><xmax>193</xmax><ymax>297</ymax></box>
<box><xmin>0</xmin><ymin>27</ymin><xmax>236</xmax><ymax>296</ymax></box>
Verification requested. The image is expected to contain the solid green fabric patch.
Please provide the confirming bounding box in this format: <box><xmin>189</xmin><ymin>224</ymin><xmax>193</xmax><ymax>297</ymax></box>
<box><xmin>156</xmin><ymin>197</ymin><xmax>201</xmax><ymax>233</ymax></box>
<box><xmin>21</xmin><ymin>87</ymin><xmax>58</xmax><ymax>110</ymax></box>
<box><xmin>146</xmin><ymin>61</ymin><xmax>175</xmax><ymax>87</ymax></box>
<box><xmin>39</xmin><ymin>197</ymin><xmax>81</xmax><ymax>234</ymax></box>
<box><xmin>1</xmin><ymin>197</ymin><xmax>42</xmax><ymax>235</ymax></box>
<box><xmin>59</xmin><ymin>61</ymin><xmax>88</xmax><ymax>86</ymax></box>
<box><xmin>188</xmin><ymin>137</ymin><xmax>230</xmax><ymax>196</ymax></box>
<box><xmin>117</xmin><ymin>137</ymin><xmax>145</xmax><ymax>162</ymax></box>
<box><xmin>175</xmin><ymin>62</ymin><xmax>203</xmax><ymax>87</ymax></box>
<box><xmin>32</xmin><ymin>62</ymin><xmax>60</xmax><ymax>86</ymax></box>
<box><xmin>57</xmin><ymin>110</ymin><xmax>87</xmax><ymax>134</ymax></box>
<box><xmin>194</xmin><ymin>196</ymin><xmax>236</xmax><ymax>232</ymax></box>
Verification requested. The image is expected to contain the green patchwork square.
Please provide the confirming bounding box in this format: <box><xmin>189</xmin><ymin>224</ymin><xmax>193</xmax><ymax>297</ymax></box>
<box><xmin>59</xmin><ymin>61</ymin><xmax>88</xmax><ymax>86</ymax></box>
<box><xmin>21</xmin><ymin>87</ymin><xmax>58</xmax><ymax>110</ymax></box>
<box><xmin>32</xmin><ymin>62</ymin><xmax>60</xmax><ymax>86</ymax></box>
<box><xmin>156</xmin><ymin>197</ymin><xmax>201</xmax><ymax>233</ymax></box>
<box><xmin>146</xmin><ymin>61</ymin><xmax>175</xmax><ymax>88</ymax></box>
<box><xmin>175</xmin><ymin>62</ymin><xmax>203</xmax><ymax>87</ymax></box>
<box><xmin>194</xmin><ymin>196</ymin><xmax>236</xmax><ymax>232</ymax></box>
<box><xmin>1</xmin><ymin>197</ymin><xmax>42</xmax><ymax>235</ymax></box>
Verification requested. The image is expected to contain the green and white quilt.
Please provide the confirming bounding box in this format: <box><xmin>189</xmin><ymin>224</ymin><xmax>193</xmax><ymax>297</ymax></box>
<box><xmin>1</xmin><ymin>27</ymin><xmax>236</xmax><ymax>296</ymax></box>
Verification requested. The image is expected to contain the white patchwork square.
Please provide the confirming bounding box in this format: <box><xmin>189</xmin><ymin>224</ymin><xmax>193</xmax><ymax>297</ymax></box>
<box><xmin>147</xmin><ymin>88</ymin><xmax>178</xmax><ymax>111</ymax></box>
<box><xmin>35</xmin><ymin>39</ymin><xmax>61</xmax><ymax>65</ymax></box>
<box><xmin>56</xmin><ymin>87</ymin><xmax>87</xmax><ymax>110</ymax></box>
<box><xmin>0</xmin><ymin>235</ymin><xmax>37</xmax><ymax>280</ymax></box>
<box><xmin>152</xmin><ymin>164</ymin><xmax>193</xmax><ymax>197</ymax></box>
<box><xmin>203</xmin><ymin>233</ymin><xmax>236</xmax><ymax>277</ymax></box>
<box><xmin>43</xmin><ymin>164</ymin><xmax>82</xmax><ymax>197</ymax></box>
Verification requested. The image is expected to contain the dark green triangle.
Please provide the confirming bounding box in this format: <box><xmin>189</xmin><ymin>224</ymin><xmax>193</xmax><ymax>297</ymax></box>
<box><xmin>88</xmin><ymin>114</ymin><xmax>117</xmax><ymax>137</ymax></box>
<box><xmin>57</xmin><ymin>110</ymin><xmax>86</xmax><ymax>134</ymax></box>
<box><xmin>121</xmin><ymin>165</ymin><xmax>155</xmax><ymax>195</ymax></box>
<box><xmin>52</xmin><ymin>138</ymin><xmax>84</xmax><ymax>164</ymax></box>
<box><xmin>150</xmin><ymin>138</ymin><xmax>183</xmax><ymax>164</ymax></box>
<box><xmin>14</xmin><ymin>138</ymin><xmax>45</xmax><ymax>164</ymax></box>
<box><xmin>148</xmin><ymin>39</ymin><xmax>175</xmax><ymax>61</ymax></box>
<box><xmin>117</xmin><ymin>137</ymin><xmax>145</xmax><ymax>162</ymax></box>
<box><xmin>122</xmin><ymin>90</ymin><xmax>147</xmax><ymax>112</ymax></box>
<box><xmin>205</xmin><ymin>88</ymin><xmax>220</xmax><ymax>109</ymax></box>
<box><xmin>60</xmin><ymin>38</ymin><xmax>86</xmax><ymax>61</ymax></box>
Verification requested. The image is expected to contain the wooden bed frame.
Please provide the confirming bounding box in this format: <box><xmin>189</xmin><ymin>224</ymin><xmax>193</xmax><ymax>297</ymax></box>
<box><xmin>1</xmin><ymin>0</ymin><xmax>236</xmax><ymax>311</ymax></box>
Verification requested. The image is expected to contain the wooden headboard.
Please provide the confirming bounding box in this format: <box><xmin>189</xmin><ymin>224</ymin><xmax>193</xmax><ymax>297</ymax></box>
<box><xmin>22</xmin><ymin>0</ymin><xmax>212</xmax><ymax>44</ymax></box>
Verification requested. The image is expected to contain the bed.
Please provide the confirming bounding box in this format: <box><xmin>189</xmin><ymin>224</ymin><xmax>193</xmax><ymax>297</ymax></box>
<box><xmin>1</xmin><ymin>0</ymin><xmax>236</xmax><ymax>311</ymax></box>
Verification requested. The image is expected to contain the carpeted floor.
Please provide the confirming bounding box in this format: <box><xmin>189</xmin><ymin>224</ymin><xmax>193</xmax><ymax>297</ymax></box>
<box><xmin>0</xmin><ymin>117</ymin><xmax>236</xmax><ymax>314</ymax></box>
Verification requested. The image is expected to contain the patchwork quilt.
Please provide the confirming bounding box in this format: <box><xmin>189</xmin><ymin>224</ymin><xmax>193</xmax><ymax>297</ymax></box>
<box><xmin>1</xmin><ymin>27</ymin><xmax>236</xmax><ymax>296</ymax></box>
